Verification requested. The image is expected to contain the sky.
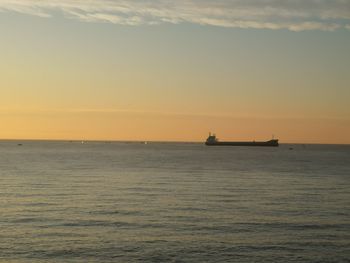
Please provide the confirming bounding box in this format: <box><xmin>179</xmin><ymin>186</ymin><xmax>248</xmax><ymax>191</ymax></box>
<box><xmin>1</xmin><ymin>0</ymin><xmax>350</xmax><ymax>143</ymax></box>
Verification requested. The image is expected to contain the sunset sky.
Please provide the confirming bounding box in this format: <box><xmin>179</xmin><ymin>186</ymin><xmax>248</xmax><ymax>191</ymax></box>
<box><xmin>1</xmin><ymin>0</ymin><xmax>350</xmax><ymax>143</ymax></box>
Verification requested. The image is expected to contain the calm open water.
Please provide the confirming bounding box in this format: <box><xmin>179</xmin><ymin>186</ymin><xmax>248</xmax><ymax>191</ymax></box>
<box><xmin>0</xmin><ymin>141</ymin><xmax>349</xmax><ymax>262</ymax></box>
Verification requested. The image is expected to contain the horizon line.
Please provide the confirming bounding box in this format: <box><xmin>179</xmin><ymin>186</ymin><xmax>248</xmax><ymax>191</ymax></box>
<box><xmin>1</xmin><ymin>138</ymin><xmax>349</xmax><ymax>146</ymax></box>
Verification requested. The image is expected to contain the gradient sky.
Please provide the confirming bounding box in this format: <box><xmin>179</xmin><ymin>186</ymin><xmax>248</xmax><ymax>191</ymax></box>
<box><xmin>1</xmin><ymin>0</ymin><xmax>350</xmax><ymax>143</ymax></box>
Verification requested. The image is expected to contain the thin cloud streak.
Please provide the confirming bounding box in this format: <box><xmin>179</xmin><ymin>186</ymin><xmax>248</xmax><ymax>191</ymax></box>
<box><xmin>0</xmin><ymin>0</ymin><xmax>349</xmax><ymax>31</ymax></box>
<box><xmin>1</xmin><ymin>108</ymin><xmax>349</xmax><ymax>121</ymax></box>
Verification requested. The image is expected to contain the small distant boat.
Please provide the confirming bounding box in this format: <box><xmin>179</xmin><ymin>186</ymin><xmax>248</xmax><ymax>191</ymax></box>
<box><xmin>205</xmin><ymin>133</ymin><xmax>279</xmax><ymax>147</ymax></box>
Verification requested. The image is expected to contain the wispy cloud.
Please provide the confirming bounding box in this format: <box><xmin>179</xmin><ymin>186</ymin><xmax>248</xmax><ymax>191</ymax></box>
<box><xmin>0</xmin><ymin>0</ymin><xmax>349</xmax><ymax>31</ymax></box>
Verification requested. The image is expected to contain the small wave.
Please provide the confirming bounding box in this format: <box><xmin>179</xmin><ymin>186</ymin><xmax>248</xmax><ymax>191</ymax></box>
<box><xmin>234</xmin><ymin>222</ymin><xmax>350</xmax><ymax>231</ymax></box>
<box><xmin>56</xmin><ymin>220</ymin><xmax>167</xmax><ymax>229</ymax></box>
<box><xmin>87</xmin><ymin>210</ymin><xmax>145</xmax><ymax>216</ymax></box>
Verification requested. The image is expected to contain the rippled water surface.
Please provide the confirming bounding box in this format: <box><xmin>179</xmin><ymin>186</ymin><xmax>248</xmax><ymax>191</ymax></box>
<box><xmin>0</xmin><ymin>141</ymin><xmax>349</xmax><ymax>262</ymax></box>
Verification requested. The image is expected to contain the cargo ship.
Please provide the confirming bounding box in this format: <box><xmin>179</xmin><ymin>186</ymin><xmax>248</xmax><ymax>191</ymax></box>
<box><xmin>205</xmin><ymin>133</ymin><xmax>279</xmax><ymax>147</ymax></box>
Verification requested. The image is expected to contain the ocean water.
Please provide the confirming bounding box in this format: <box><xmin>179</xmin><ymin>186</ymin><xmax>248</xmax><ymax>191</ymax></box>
<box><xmin>0</xmin><ymin>141</ymin><xmax>349</xmax><ymax>262</ymax></box>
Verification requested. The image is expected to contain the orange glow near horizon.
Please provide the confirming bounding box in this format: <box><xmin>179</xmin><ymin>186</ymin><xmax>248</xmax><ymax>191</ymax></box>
<box><xmin>1</xmin><ymin>109</ymin><xmax>349</xmax><ymax>144</ymax></box>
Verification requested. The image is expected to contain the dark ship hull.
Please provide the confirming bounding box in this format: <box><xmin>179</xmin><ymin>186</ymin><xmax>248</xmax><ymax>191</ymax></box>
<box><xmin>205</xmin><ymin>139</ymin><xmax>279</xmax><ymax>147</ymax></box>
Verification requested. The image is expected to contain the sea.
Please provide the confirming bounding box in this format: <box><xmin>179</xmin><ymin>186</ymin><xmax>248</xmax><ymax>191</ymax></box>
<box><xmin>0</xmin><ymin>140</ymin><xmax>349</xmax><ymax>262</ymax></box>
